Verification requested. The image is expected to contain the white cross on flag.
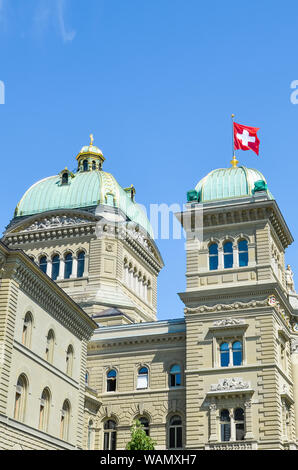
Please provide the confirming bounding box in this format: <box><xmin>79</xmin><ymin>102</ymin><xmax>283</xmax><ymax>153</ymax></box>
<box><xmin>233</xmin><ymin>122</ymin><xmax>260</xmax><ymax>155</ymax></box>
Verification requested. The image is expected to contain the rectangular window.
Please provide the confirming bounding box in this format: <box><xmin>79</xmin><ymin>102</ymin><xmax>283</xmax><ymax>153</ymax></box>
<box><xmin>236</xmin><ymin>423</ymin><xmax>245</xmax><ymax>441</ymax></box>
<box><xmin>137</xmin><ymin>375</ymin><xmax>148</xmax><ymax>389</ymax></box>
<box><xmin>221</xmin><ymin>423</ymin><xmax>231</xmax><ymax>442</ymax></box>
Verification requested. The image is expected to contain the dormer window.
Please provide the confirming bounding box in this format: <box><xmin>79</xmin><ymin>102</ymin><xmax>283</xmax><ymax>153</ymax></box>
<box><xmin>62</xmin><ymin>173</ymin><xmax>68</xmax><ymax>185</ymax></box>
<box><xmin>83</xmin><ymin>160</ymin><xmax>89</xmax><ymax>172</ymax></box>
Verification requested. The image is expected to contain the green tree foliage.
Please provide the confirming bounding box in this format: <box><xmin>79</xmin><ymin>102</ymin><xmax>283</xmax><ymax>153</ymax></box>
<box><xmin>126</xmin><ymin>420</ymin><xmax>156</xmax><ymax>450</ymax></box>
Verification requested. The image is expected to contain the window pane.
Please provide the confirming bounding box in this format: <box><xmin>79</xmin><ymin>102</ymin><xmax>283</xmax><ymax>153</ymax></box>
<box><xmin>77</xmin><ymin>252</ymin><xmax>85</xmax><ymax>278</ymax></box>
<box><xmin>209</xmin><ymin>243</ymin><xmax>218</xmax><ymax>255</ymax></box>
<box><xmin>234</xmin><ymin>408</ymin><xmax>244</xmax><ymax>421</ymax></box>
<box><xmin>52</xmin><ymin>256</ymin><xmax>60</xmax><ymax>280</ymax></box>
<box><xmin>169</xmin><ymin>427</ymin><xmax>175</xmax><ymax>448</ymax></box>
<box><xmin>223</xmin><ymin>242</ymin><xmax>233</xmax><ymax>253</ymax></box>
<box><xmin>111</xmin><ymin>431</ymin><xmax>117</xmax><ymax>450</ymax></box>
<box><xmin>64</xmin><ymin>254</ymin><xmax>73</xmax><ymax>279</ymax></box>
<box><xmin>236</xmin><ymin>423</ymin><xmax>245</xmax><ymax>441</ymax></box>
<box><xmin>232</xmin><ymin>342</ymin><xmax>243</xmax><ymax>366</ymax></box>
<box><xmin>224</xmin><ymin>253</ymin><xmax>233</xmax><ymax>269</ymax></box>
<box><xmin>220</xmin><ymin>343</ymin><xmax>229</xmax><ymax>367</ymax></box>
<box><xmin>239</xmin><ymin>252</ymin><xmax>248</xmax><ymax>267</ymax></box>
<box><xmin>209</xmin><ymin>255</ymin><xmax>218</xmax><ymax>271</ymax></box>
<box><xmin>238</xmin><ymin>240</ymin><xmax>248</xmax><ymax>252</ymax></box>
<box><xmin>176</xmin><ymin>426</ymin><xmax>182</xmax><ymax>448</ymax></box>
<box><xmin>175</xmin><ymin>373</ymin><xmax>181</xmax><ymax>386</ymax></box>
<box><xmin>170</xmin><ymin>416</ymin><xmax>182</xmax><ymax>426</ymax></box>
<box><xmin>137</xmin><ymin>375</ymin><xmax>148</xmax><ymax>389</ymax></box>
<box><xmin>170</xmin><ymin>365</ymin><xmax>180</xmax><ymax>374</ymax></box>
<box><xmin>103</xmin><ymin>432</ymin><xmax>109</xmax><ymax>450</ymax></box>
<box><xmin>39</xmin><ymin>257</ymin><xmax>47</xmax><ymax>274</ymax></box>
<box><xmin>221</xmin><ymin>423</ymin><xmax>231</xmax><ymax>442</ymax></box>
<box><xmin>107</xmin><ymin>370</ymin><xmax>117</xmax><ymax>378</ymax></box>
<box><xmin>220</xmin><ymin>409</ymin><xmax>230</xmax><ymax>422</ymax></box>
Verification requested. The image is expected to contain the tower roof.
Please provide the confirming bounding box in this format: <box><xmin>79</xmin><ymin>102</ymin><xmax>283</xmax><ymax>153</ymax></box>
<box><xmin>195</xmin><ymin>166</ymin><xmax>272</xmax><ymax>203</ymax></box>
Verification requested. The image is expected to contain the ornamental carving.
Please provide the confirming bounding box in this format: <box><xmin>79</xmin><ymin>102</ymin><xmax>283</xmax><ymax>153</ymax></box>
<box><xmin>22</xmin><ymin>216</ymin><xmax>92</xmax><ymax>232</ymax></box>
<box><xmin>291</xmin><ymin>339</ymin><xmax>298</xmax><ymax>354</ymax></box>
<box><xmin>213</xmin><ymin>318</ymin><xmax>245</xmax><ymax>327</ymax></box>
<box><xmin>185</xmin><ymin>299</ymin><xmax>268</xmax><ymax>314</ymax></box>
<box><xmin>210</xmin><ymin>377</ymin><xmax>250</xmax><ymax>392</ymax></box>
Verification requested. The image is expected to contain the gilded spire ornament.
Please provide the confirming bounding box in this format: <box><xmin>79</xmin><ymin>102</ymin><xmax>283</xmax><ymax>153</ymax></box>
<box><xmin>90</xmin><ymin>133</ymin><xmax>94</xmax><ymax>146</ymax></box>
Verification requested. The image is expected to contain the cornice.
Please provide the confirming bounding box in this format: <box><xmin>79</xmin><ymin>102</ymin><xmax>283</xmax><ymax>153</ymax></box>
<box><xmin>88</xmin><ymin>332</ymin><xmax>186</xmax><ymax>351</ymax></box>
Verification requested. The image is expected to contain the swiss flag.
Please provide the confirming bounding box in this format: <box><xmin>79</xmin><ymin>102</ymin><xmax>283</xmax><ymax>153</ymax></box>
<box><xmin>233</xmin><ymin>122</ymin><xmax>260</xmax><ymax>155</ymax></box>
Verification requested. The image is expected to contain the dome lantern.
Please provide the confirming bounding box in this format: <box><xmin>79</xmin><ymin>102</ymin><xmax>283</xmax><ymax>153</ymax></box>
<box><xmin>76</xmin><ymin>134</ymin><xmax>105</xmax><ymax>172</ymax></box>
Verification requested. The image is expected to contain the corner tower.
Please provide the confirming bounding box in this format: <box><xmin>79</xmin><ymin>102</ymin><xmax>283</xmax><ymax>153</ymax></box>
<box><xmin>3</xmin><ymin>137</ymin><xmax>163</xmax><ymax>324</ymax></box>
<box><xmin>176</xmin><ymin>163</ymin><xmax>298</xmax><ymax>450</ymax></box>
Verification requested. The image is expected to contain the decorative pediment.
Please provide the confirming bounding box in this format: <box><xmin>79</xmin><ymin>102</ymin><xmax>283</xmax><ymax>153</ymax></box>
<box><xmin>20</xmin><ymin>215</ymin><xmax>93</xmax><ymax>233</ymax></box>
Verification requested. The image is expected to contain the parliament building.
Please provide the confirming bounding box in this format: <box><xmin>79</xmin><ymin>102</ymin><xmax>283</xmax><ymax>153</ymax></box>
<box><xmin>1</xmin><ymin>137</ymin><xmax>298</xmax><ymax>450</ymax></box>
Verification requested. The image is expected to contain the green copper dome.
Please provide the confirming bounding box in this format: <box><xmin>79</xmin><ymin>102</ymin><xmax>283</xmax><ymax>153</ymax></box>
<box><xmin>14</xmin><ymin>170</ymin><xmax>154</xmax><ymax>238</ymax></box>
<box><xmin>195</xmin><ymin>166</ymin><xmax>271</xmax><ymax>203</ymax></box>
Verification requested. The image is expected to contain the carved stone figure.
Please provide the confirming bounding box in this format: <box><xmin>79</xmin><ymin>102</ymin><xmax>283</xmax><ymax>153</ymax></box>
<box><xmin>286</xmin><ymin>265</ymin><xmax>295</xmax><ymax>293</ymax></box>
<box><xmin>210</xmin><ymin>377</ymin><xmax>250</xmax><ymax>392</ymax></box>
<box><xmin>213</xmin><ymin>317</ymin><xmax>245</xmax><ymax>327</ymax></box>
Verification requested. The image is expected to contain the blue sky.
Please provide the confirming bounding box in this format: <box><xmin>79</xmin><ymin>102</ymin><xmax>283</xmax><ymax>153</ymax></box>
<box><xmin>1</xmin><ymin>0</ymin><xmax>298</xmax><ymax>319</ymax></box>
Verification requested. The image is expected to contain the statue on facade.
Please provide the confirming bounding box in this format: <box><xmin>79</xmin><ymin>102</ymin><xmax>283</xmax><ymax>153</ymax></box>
<box><xmin>286</xmin><ymin>265</ymin><xmax>295</xmax><ymax>294</ymax></box>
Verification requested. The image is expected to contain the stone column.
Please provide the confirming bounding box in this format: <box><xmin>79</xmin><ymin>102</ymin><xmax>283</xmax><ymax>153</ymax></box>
<box><xmin>70</xmin><ymin>256</ymin><xmax>78</xmax><ymax>279</ymax></box>
<box><xmin>218</xmin><ymin>247</ymin><xmax>224</xmax><ymax>270</ymax></box>
<box><xmin>233</xmin><ymin>243</ymin><xmax>239</xmax><ymax>268</ymax></box>
<box><xmin>57</xmin><ymin>257</ymin><xmax>65</xmax><ymax>281</ymax></box>
<box><xmin>209</xmin><ymin>402</ymin><xmax>218</xmax><ymax>442</ymax></box>
<box><xmin>83</xmin><ymin>254</ymin><xmax>89</xmax><ymax>277</ymax></box>
<box><xmin>244</xmin><ymin>400</ymin><xmax>253</xmax><ymax>439</ymax></box>
<box><xmin>230</xmin><ymin>409</ymin><xmax>236</xmax><ymax>441</ymax></box>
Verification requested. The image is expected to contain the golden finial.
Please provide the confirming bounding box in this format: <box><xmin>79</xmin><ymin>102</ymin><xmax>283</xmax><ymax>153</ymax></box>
<box><xmin>89</xmin><ymin>133</ymin><xmax>94</xmax><ymax>146</ymax></box>
<box><xmin>230</xmin><ymin>155</ymin><xmax>239</xmax><ymax>168</ymax></box>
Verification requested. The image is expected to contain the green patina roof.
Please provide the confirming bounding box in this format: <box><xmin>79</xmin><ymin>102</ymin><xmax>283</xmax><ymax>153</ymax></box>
<box><xmin>195</xmin><ymin>166</ymin><xmax>272</xmax><ymax>202</ymax></box>
<box><xmin>15</xmin><ymin>170</ymin><xmax>154</xmax><ymax>238</ymax></box>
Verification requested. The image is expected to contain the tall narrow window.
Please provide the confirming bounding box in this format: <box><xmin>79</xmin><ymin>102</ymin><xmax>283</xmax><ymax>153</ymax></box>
<box><xmin>88</xmin><ymin>419</ymin><xmax>95</xmax><ymax>450</ymax></box>
<box><xmin>220</xmin><ymin>342</ymin><xmax>230</xmax><ymax>367</ymax></box>
<box><xmin>22</xmin><ymin>312</ymin><xmax>33</xmax><ymax>348</ymax></box>
<box><xmin>39</xmin><ymin>388</ymin><xmax>50</xmax><ymax>432</ymax></box>
<box><xmin>169</xmin><ymin>365</ymin><xmax>181</xmax><ymax>387</ymax></box>
<box><xmin>66</xmin><ymin>345</ymin><xmax>74</xmax><ymax>376</ymax></box>
<box><xmin>137</xmin><ymin>367</ymin><xmax>148</xmax><ymax>389</ymax></box>
<box><xmin>234</xmin><ymin>408</ymin><xmax>245</xmax><ymax>441</ymax></box>
<box><xmin>223</xmin><ymin>241</ymin><xmax>233</xmax><ymax>269</ymax></box>
<box><xmin>107</xmin><ymin>369</ymin><xmax>117</xmax><ymax>392</ymax></box>
<box><xmin>209</xmin><ymin>243</ymin><xmax>218</xmax><ymax>271</ymax></box>
<box><xmin>77</xmin><ymin>251</ymin><xmax>85</xmax><ymax>278</ymax></box>
<box><xmin>92</xmin><ymin>161</ymin><xmax>96</xmax><ymax>170</ymax></box>
<box><xmin>238</xmin><ymin>240</ymin><xmax>248</xmax><ymax>267</ymax></box>
<box><xmin>64</xmin><ymin>253</ymin><xmax>73</xmax><ymax>279</ymax></box>
<box><xmin>169</xmin><ymin>416</ymin><xmax>182</xmax><ymax>449</ymax></box>
<box><xmin>45</xmin><ymin>330</ymin><xmax>55</xmax><ymax>363</ymax></box>
<box><xmin>103</xmin><ymin>420</ymin><xmax>117</xmax><ymax>450</ymax></box>
<box><xmin>220</xmin><ymin>409</ymin><xmax>231</xmax><ymax>442</ymax></box>
<box><xmin>51</xmin><ymin>255</ymin><xmax>60</xmax><ymax>281</ymax></box>
<box><xmin>85</xmin><ymin>370</ymin><xmax>89</xmax><ymax>386</ymax></box>
<box><xmin>83</xmin><ymin>160</ymin><xmax>88</xmax><ymax>172</ymax></box>
<box><xmin>139</xmin><ymin>417</ymin><xmax>150</xmax><ymax>436</ymax></box>
<box><xmin>232</xmin><ymin>341</ymin><xmax>243</xmax><ymax>366</ymax></box>
<box><xmin>60</xmin><ymin>400</ymin><xmax>71</xmax><ymax>441</ymax></box>
<box><xmin>14</xmin><ymin>375</ymin><xmax>28</xmax><ymax>422</ymax></box>
<box><xmin>39</xmin><ymin>256</ymin><xmax>47</xmax><ymax>274</ymax></box>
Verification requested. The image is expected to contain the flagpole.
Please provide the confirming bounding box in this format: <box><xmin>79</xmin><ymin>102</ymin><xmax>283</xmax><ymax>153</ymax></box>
<box><xmin>231</xmin><ymin>114</ymin><xmax>239</xmax><ymax>168</ymax></box>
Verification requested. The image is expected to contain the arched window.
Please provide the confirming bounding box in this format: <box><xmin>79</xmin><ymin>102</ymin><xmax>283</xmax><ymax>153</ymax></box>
<box><xmin>60</xmin><ymin>400</ymin><xmax>71</xmax><ymax>441</ymax></box>
<box><xmin>22</xmin><ymin>312</ymin><xmax>33</xmax><ymax>348</ymax></box>
<box><xmin>14</xmin><ymin>374</ymin><xmax>28</xmax><ymax>422</ymax></box>
<box><xmin>139</xmin><ymin>417</ymin><xmax>150</xmax><ymax>436</ymax></box>
<box><xmin>88</xmin><ymin>419</ymin><xmax>95</xmax><ymax>450</ymax></box>
<box><xmin>83</xmin><ymin>160</ymin><xmax>88</xmax><ymax>172</ymax></box>
<box><xmin>223</xmin><ymin>241</ymin><xmax>233</xmax><ymax>269</ymax></box>
<box><xmin>66</xmin><ymin>345</ymin><xmax>74</xmax><ymax>376</ymax></box>
<box><xmin>45</xmin><ymin>330</ymin><xmax>55</xmax><ymax>363</ymax></box>
<box><xmin>137</xmin><ymin>367</ymin><xmax>148</xmax><ymax>389</ymax></box>
<box><xmin>234</xmin><ymin>408</ymin><xmax>245</xmax><ymax>441</ymax></box>
<box><xmin>103</xmin><ymin>420</ymin><xmax>117</xmax><ymax>450</ymax></box>
<box><xmin>238</xmin><ymin>239</ymin><xmax>248</xmax><ymax>267</ymax></box>
<box><xmin>92</xmin><ymin>161</ymin><xmax>96</xmax><ymax>170</ymax></box>
<box><xmin>62</xmin><ymin>172</ymin><xmax>68</xmax><ymax>185</ymax></box>
<box><xmin>209</xmin><ymin>243</ymin><xmax>218</xmax><ymax>271</ymax></box>
<box><xmin>232</xmin><ymin>341</ymin><xmax>243</xmax><ymax>366</ymax></box>
<box><xmin>169</xmin><ymin>415</ymin><xmax>182</xmax><ymax>449</ymax></box>
<box><xmin>220</xmin><ymin>342</ymin><xmax>230</xmax><ymax>367</ymax></box>
<box><xmin>51</xmin><ymin>255</ymin><xmax>60</xmax><ymax>281</ymax></box>
<box><xmin>169</xmin><ymin>364</ymin><xmax>181</xmax><ymax>387</ymax></box>
<box><xmin>107</xmin><ymin>369</ymin><xmax>117</xmax><ymax>392</ymax></box>
<box><xmin>39</xmin><ymin>256</ymin><xmax>47</xmax><ymax>274</ymax></box>
<box><xmin>77</xmin><ymin>251</ymin><xmax>85</xmax><ymax>278</ymax></box>
<box><xmin>220</xmin><ymin>409</ymin><xmax>231</xmax><ymax>442</ymax></box>
<box><xmin>64</xmin><ymin>253</ymin><xmax>73</xmax><ymax>279</ymax></box>
<box><xmin>39</xmin><ymin>388</ymin><xmax>50</xmax><ymax>432</ymax></box>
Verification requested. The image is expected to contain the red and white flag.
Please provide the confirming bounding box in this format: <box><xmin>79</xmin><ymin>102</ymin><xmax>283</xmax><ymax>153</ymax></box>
<box><xmin>233</xmin><ymin>122</ymin><xmax>260</xmax><ymax>155</ymax></box>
